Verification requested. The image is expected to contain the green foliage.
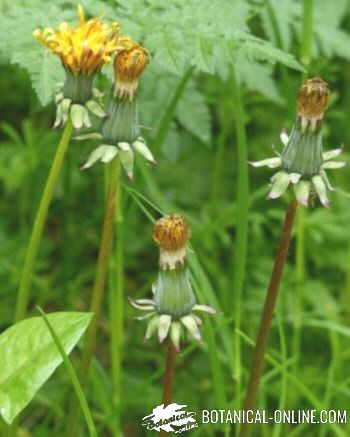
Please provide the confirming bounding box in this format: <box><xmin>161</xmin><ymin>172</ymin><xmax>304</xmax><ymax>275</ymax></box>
<box><xmin>1</xmin><ymin>0</ymin><xmax>350</xmax><ymax>435</ymax></box>
<box><xmin>0</xmin><ymin>312</ymin><xmax>92</xmax><ymax>424</ymax></box>
<box><xmin>0</xmin><ymin>0</ymin><xmax>304</xmax><ymax>108</ymax></box>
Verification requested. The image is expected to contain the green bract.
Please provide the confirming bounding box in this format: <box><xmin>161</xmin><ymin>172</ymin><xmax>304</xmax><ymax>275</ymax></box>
<box><xmin>250</xmin><ymin>124</ymin><xmax>345</xmax><ymax>207</ymax></box>
<box><xmin>78</xmin><ymin>92</ymin><xmax>155</xmax><ymax>178</ymax></box>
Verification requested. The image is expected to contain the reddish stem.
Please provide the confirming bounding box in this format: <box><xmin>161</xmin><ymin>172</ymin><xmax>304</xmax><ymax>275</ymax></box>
<box><xmin>239</xmin><ymin>199</ymin><xmax>298</xmax><ymax>437</ymax></box>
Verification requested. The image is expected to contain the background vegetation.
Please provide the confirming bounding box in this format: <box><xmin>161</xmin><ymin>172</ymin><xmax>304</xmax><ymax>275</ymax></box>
<box><xmin>1</xmin><ymin>0</ymin><xmax>350</xmax><ymax>435</ymax></box>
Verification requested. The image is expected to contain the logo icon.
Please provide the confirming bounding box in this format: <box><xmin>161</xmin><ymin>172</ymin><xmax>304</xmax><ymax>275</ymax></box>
<box><xmin>142</xmin><ymin>403</ymin><xmax>198</xmax><ymax>433</ymax></box>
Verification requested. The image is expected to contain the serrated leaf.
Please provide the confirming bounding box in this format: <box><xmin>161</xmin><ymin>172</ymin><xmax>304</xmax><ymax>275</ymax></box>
<box><xmin>235</xmin><ymin>49</ymin><xmax>283</xmax><ymax>104</ymax></box>
<box><xmin>176</xmin><ymin>81</ymin><xmax>211</xmax><ymax>143</ymax></box>
<box><xmin>12</xmin><ymin>47</ymin><xmax>64</xmax><ymax>106</ymax></box>
<box><xmin>0</xmin><ymin>312</ymin><xmax>92</xmax><ymax>424</ymax></box>
<box><xmin>259</xmin><ymin>0</ymin><xmax>299</xmax><ymax>51</ymax></box>
<box><xmin>241</xmin><ymin>33</ymin><xmax>304</xmax><ymax>71</ymax></box>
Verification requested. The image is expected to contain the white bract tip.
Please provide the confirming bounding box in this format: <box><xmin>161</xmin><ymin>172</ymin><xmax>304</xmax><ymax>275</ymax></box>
<box><xmin>180</xmin><ymin>315</ymin><xmax>202</xmax><ymax>342</ymax></box>
<box><xmin>322</xmin><ymin>161</ymin><xmax>346</xmax><ymax>169</ymax></box>
<box><xmin>289</xmin><ymin>173</ymin><xmax>302</xmax><ymax>184</ymax></box>
<box><xmin>323</xmin><ymin>147</ymin><xmax>343</xmax><ymax>160</ymax></box>
<box><xmin>294</xmin><ymin>180</ymin><xmax>311</xmax><ymax>207</ymax></box>
<box><xmin>145</xmin><ymin>316</ymin><xmax>160</xmax><ymax>341</ymax></box>
<box><xmin>119</xmin><ymin>145</ymin><xmax>134</xmax><ymax>179</ymax></box>
<box><xmin>268</xmin><ymin>171</ymin><xmax>290</xmax><ymax>199</ymax></box>
<box><xmin>193</xmin><ymin>304</ymin><xmax>216</xmax><ymax>314</ymax></box>
<box><xmin>320</xmin><ymin>170</ymin><xmax>334</xmax><ymax>191</ymax></box>
<box><xmin>312</xmin><ymin>174</ymin><xmax>330</xmax><ymax>207</ymax></box>
<box><xmin>70</xmin><ymin>104</ymin><xmax>85</xmax><ymax>129</ymax></box>
<box><xmin>82</xmin><ymin>145</ymin><xmax>118</xmax><ymax>170</ymax></box>
<box><xmin>249</xmin><ymin>157</ymin><xmax>281</xmax><ymax>168</ymax></box>
<box><xmin>170</xmin><ymin>322</ymin><xmax>182</xmax><ymax>351</ymax></box>
<box><xmin>61</xmin><ymin>98</ymin><xmax>72</xmax><ymax>125</ymax></box>
<box><xmin>280</xmin><ymin>129</ymin><xmax>289</xmax><ymax>146</ymax></box>
<box><xmin>86</xmin><ymin>100</ymin><xmax>106</xmax><ymax>118</ymax></box>
<box><xmin>133</xmin><ymin>137</ymin><xmax>156</xmax><ymax>163</ymax></box>
<box><xmin>158</xmin><ymin>314</ymin><xmax>172</xmax><ymax>343</ymax></box>
<box><xmin>128</xmin><ymin>297</ymin><xmax>155</xmax><ymax>311</ymax></box>
<box><xmin>54</xmin><ymin>102</ymin><xmax>63</xmax><ymax>128</ymax></box>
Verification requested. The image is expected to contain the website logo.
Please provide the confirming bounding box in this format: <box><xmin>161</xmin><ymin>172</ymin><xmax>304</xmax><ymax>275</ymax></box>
<box><xmin>142</xmin><ymin>403</ymin><xmax>198</xmax><ymax>433</ymax></box>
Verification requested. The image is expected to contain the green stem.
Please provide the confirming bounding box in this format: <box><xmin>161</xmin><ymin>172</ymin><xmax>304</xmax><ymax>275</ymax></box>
<box><xmin>231</xmin><ymin>67</ymin><xmax>249</xmax><ymax>410</ymax></box>
<box><xmin>239</xmin><ymin>200</ymin><xmax>297</xmax><ymax>437</ymax></box>
<box><xmin>300</xmin><ymin>0</ymin><xmax>314</xmax><ymax>68</ymax></box>
<box><xmin>68</xmin><ymin>157</ymin><xmax>120</xmax><ymax>434</ymax></box>
<box><xmin>14</xmin><ymin>121</ymin><xmax>73</xmax><ymax>322</ymax></box>
<box><xmin>293</xmin><ymin>0</ymin><xmax>314</xmax><ymax>374</ymax></box>
<box><xmin>38</xmin><ymin>307</ymin><xmax>97</xmax><ymax>437</ymax></box>
<box><xmin>293</xmin><ymin>206</ymin><xmax>306</xmax><ymax>371</ymax></box>
<box><xmin>109</xmin><ymin>180</ymin><xmax>124</xmax><ymax>435</ymax></box>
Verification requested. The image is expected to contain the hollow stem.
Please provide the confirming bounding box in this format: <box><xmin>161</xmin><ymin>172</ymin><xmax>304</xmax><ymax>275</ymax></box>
<box><xmin>231</xmin><ymin>67</ymin><xmax>249</xmax><ymax>408</ymax></box>
<box><xmin>14</xmin><ymin>121</ymin><xmax>73</xmax><ymax>322</ymax></box>
<box><xmin>81</xmin><ymin>156</ymin><xmax>120</xmax><ymax>378</ymax></box>
<box><xmin>239</xmin><ymin>200</ymin><xmax>297</xmax><ymax>437</ymax></box>
<box><xmin>293</xmin><ymin>0</ymin><xmax>314</xmax><ymax>373</ymax></box>
<box><xmin>109</xmin><ymin>180</ymin><xmax>124</xmax><ymax>435</ymax></box>
<box><xmin>68</xmin><ymin>157</ymin><xmax>120</xmax><ymax>433</ymax></box>
<box><xmin>159</xmin><ymin>340</ymin><xmax>177</xmax><ymax>436</ymax></box>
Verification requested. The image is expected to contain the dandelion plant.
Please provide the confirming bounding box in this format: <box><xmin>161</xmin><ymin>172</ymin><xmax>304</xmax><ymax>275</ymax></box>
<box><xmin>14</xmin><ymin>6</ymin><xmax>122</xmax><ymax>322</ymax></box>
<box><xmin>240</xmin><ymin>77</ymin><xmax>345</xmax><ymax>437</ymax></box>
<box><xmin>130</xmin><ymin>215</ymin><xmax>216</xmax><ymax>410</ymax></box>
<box><xmin>68</xmin><ymin>36</ymin><xmax>153</xmax><ymax>434</ymax></box>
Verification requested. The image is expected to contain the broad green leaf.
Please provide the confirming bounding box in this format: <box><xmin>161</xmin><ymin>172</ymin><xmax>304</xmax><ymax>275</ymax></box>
<box><xmin>0</xmin><ymin>312</ymin><xmax>92</xmax><ymax>424</ymax></box>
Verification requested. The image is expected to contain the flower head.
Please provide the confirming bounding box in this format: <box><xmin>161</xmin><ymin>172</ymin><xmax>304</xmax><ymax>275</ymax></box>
<box><xmin>129</xmin><ymin>215</ymin><xmax>215</xmax><ymax>350</ymax></box>
<box><xmin>250</xmin><ymin>77</ymin><xmax>345</xmax><ymax>207</ymax></box>
<box><xmin>33</xmin><ymin>5</ymin><xmax>121</xmax><ymax>76</ymax></box>
<box><xmin>114</xmin><ymin>39</ymin><xmax>149</xmax><ymax>99</ymax></box>
<box><xmin>297</xmin><ymin>77</ymin><xmax>329</xmax><ymax>131</ymax></box>
<box><xmin>33</xmin><ymin>6</ymin><xmax>122</xmax><ymax>129</ymax></box>
<box><xmin>77</xmin><ymin>39</ymin><xmax>153</xmax><ymax>176</ymax></box>
<box><xmin>153</xmin><ymin>215</ymin><xmax>190</xmax><ymax>252</ymax></box>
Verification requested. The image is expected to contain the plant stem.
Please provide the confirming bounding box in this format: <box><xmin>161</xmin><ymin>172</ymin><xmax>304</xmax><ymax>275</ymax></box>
<box><xmin>293</xmin><ymin>0</ymin><xmax>314</xmax><ymax>373</ymax></box>
<box><xmin>231</xmin><ymin>67</ymin><xmax>249</xmax><ymax>409</ymax></box>
<box><xmin>109</xmin><ymin>180</ymin><xmax>124</xmax><ymax>435</ymax></box>
<box><xmin>160</xmin><ymin>340</ymin><xmax>177</xmax><ymax>436</ymax></box>
<box><xmin>293</xmin><ymin>206</ymin><xmax>306</xmax><ymax>370</ymax></box>
<box><xmin>300</xmin><ymin>0</ymin><xmax>314</xmax><ymax>67</ymax></box>
<box><xmin>68</xmin><ymin>157</ymin><xmax>120</xmax><ymax>434</ymax></box>
<box><xmin>239</xmin><ymin>200</ymin><xmax>297</xmax><ymax>437</ymax></box>
<box><xmin>82</xmin><ymin>157</ymin><xmax>120</xmax><ymax>377</ymax></box>
<box><xmin>14</xmin><ymin>121</ymin><xmax>73</xmax><ymax>322</ymax></box>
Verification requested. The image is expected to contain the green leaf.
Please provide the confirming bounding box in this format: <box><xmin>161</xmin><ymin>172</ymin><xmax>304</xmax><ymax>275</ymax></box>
<box><xmin>12</xmin><ymin>47</ymin><xmax>64</xmax><ymax>106</ymax></box>
<box><xmin>0</xmin><ymin>312</ymin><xmax>92</xmax><ymax>424</ymax></box>
<box><xmin>176</xmin><ymin>80</ymin><xmax>211</xmax><ymax>143</ymax></box>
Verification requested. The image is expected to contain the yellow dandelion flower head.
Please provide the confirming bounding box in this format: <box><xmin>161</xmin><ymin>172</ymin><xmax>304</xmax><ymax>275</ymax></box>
<box><xmin>114</xmin><ymin>38</ymin><xmax>149</xmax><ymax>84</ymax></box>
<box><xmin>33</xmin><ymin>5</ymin><xmax>121</xmax><ymax>75</ymax></box>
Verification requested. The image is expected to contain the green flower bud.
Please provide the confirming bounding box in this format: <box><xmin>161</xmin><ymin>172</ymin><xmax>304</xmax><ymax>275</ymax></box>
<box><xmin>250</xmin><ymin>77</ymin><xmax>345</xmax><ymax>207</ymax></box>
<box><xmin>153</xmin><ymin>264</ymin><xmax>196</xmax><ymax>319</ymax></box>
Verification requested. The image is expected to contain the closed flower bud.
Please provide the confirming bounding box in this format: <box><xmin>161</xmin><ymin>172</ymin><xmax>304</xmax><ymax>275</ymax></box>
<box><xmin>129</xmin><ymin>215</ymin><xmax>215</xmax><ymax>350</ymax></box>
<box><xmin>114</xmin><ymin>39</ymin><xmax>149</xmax><ymax>100</ymax></box>
<box><xmin>297</xmin><ymin>77</ymin><xmax>329</xmax><ymax>132</ymax></box>
<box><xmin>78</xmin><ymin>38</ymin><xmax>154</xmax><ymax>177</ymax></box>
<box><xmin>250</xmin><ymin>77</ymin><xmax>345</xmax><ymax>207</ymax></box>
